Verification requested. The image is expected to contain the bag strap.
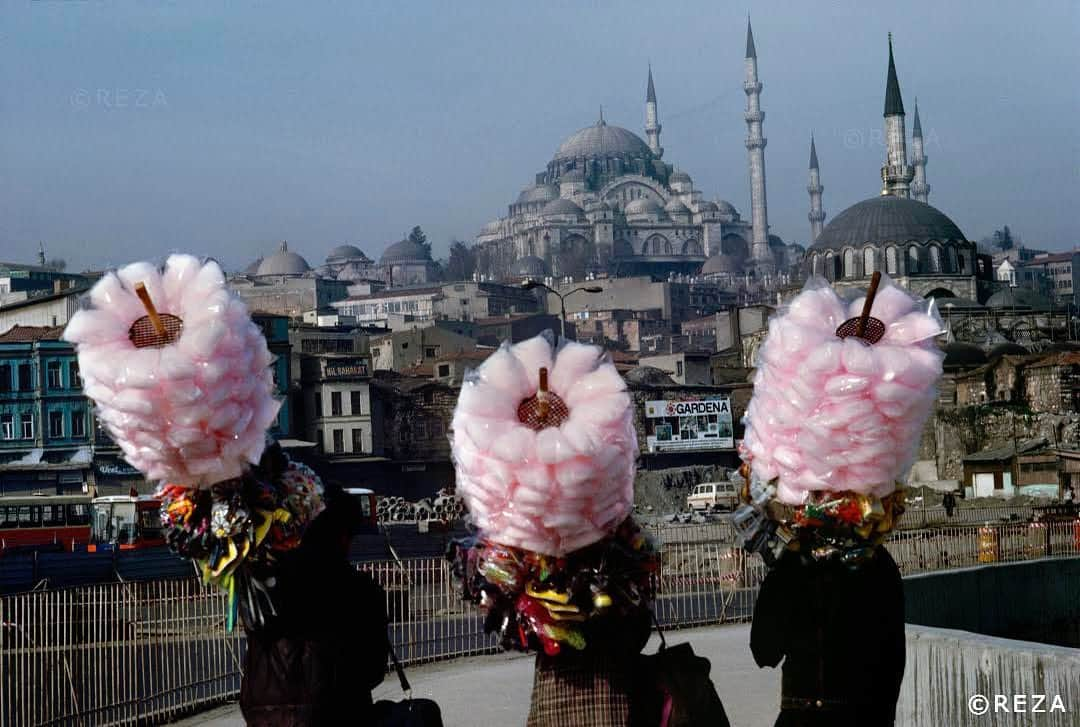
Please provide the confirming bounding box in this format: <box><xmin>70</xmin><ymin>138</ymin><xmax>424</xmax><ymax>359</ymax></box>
<box><xmin>387</xmin><ymin>639</ymin><xmax>412</xmax><ymax>701</ymax></box>
<box><xmin>651</xmin><ymin>608</ymin><xmax>668</xmax><ymax>651</ymax></box>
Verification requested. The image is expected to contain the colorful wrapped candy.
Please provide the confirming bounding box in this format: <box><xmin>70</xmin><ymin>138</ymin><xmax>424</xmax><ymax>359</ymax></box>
<box><xmin>451</xmin><ymin>333</ymin><xmax>637</xmax><ymax>557</ymax></box>
<box><xmin>741</xmin><ymin>274</ymin><xmax>944</xmax><ymax>505</ymax></box>
<box><xmin>63</xmin><ymin>254</ymin><xmax>280</xmax><ymax>488</ymax></box>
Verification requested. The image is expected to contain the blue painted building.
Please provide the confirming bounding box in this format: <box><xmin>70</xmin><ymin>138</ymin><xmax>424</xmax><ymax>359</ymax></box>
<box><xmin>251</xmin><ymin>312</ymin><xmax>293</xmax><ymax>438</ymax></box>
<box><xmin>0</xmin><ymin>325</ymin><xmax>93</xmax><ymax>495</ymax></box>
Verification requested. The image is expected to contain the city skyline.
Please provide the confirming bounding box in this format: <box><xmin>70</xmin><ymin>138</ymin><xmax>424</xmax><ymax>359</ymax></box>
<box><xmin>2</xmin><ymin>1</ymin><xmax>1077</xmax><ymax>272</ymax></box>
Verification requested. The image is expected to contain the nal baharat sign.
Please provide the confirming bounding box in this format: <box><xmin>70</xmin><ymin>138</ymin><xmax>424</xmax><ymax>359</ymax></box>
<box><xmin>644</xmin><ymin>397</ymin><xmax>734</xmax><ymax>453</ymax></box>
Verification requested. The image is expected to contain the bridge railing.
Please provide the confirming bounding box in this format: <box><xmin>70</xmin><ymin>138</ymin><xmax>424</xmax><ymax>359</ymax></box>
<box><xmin>2</xmin><ymin>520</ymin><xmax>1077</xmax><ymax>726</ymax></box>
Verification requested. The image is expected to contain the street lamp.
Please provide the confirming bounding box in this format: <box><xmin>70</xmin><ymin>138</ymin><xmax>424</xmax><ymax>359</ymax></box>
<box><xmin>521</xmin><ymin>280</ymin><xmax>603</xmax><ymax>339</ymax></box>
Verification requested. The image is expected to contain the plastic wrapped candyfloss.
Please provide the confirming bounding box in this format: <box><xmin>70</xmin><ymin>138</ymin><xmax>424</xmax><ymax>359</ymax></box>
<box><xmin>450</xmin><ymin>332</ymin><xmax>638</xmax><ymax>556</ymax></box>
<box><xmin>63</xmin><ymin>254</ymin><xmax>281</xmax><ymax>488</ymax></box>
<box><xmin>741</xmin><ymin>274</ymin><xmax>945</xmax><ymax>505</ymax></box>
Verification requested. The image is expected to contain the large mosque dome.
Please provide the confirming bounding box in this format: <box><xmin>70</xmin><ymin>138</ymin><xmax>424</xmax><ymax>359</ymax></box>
<box><xmin>812</xmin><ymin>196</ymin><xmax>966</xmax><ymax>250</ymax></box>
<box><xmin>553</xmin><ymin>120</ymin><xmax>653</xmax><ymax>163</ymax></box>
<box><xmin>381</xmin><ymin>238</ymin><xmax>431</xmax><ymax>264</ymax></box>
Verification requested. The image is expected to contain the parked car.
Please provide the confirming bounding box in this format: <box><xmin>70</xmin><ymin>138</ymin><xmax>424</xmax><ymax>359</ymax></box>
<box><xmin>686</xmin><ymin>481</ymin><xmax>739</xmax><ymax>512</ymax></box>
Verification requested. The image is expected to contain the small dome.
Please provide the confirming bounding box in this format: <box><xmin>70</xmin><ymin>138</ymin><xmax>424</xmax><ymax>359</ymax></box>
<box><xmin>257</xmin><ymin>242</ymin><xmax>311</xmax><ymax>276</ymax></box>
<box><xmin>715</xmin><ymin>200</ymin><xmax>738</xmax><ymax>215</ymax></box>
<box><xmin>768</xmin><ymin>234</ymin><xmax>785</xmax><ymax>248</ymax></box>
<box><xmin>665</xmin><ymin>198</ymin><xmax>690</xmax><ymax>214</ymax></box>
<box><xmin>670</xmin><ymin>170</ymin><xmax>692</xmax><ymax>184</ymax></box>
<box><xmin>624</xmin><ymin>366</ymin><xmax>676</xmax><ymax>386</ymax></box>
<box><xmin>943</xmin><ymin>342</ymin><xmax>988</xmax><ymax>370</ymax></box>
<box><xmin>326</xmin><ymin>244</ymin><xmax>366</xmax><ymax>262</ymax></box>
<box><xmin>985</xmin><ymin>287</ymin><xmax>1051</xmax><ymax>311</ymax></box>
<box><xmin>700</xmin><ymin>254</ymin><xmax>742</xmax><ymax>275</ymax></box>
<box><xmin>542</xmin><ymin>198</ymin><xmax>585</xmax><ymax>218</ymax></box>
<box><xmin>517</xmin><ymin>184</ymin><xmax>559</xmax><ymax>204</ymax></box>
<box><xmin>624</xmin><ymin>198</ymin><xmax>665</xmax><ymax>218</ymax></box>
<box><xmin>509</xmin><ymin>255</ymin><xmax>549</xmax><ymax>278</ymax></box>
<box><xmin>381</xmin><ymin>238</ymin><xmax>431</xmax><ymax>264</ymax></box>
<box><xmin>988</xmin><ymin>342</ymin><xmax>1029</xmax><ymax>359</ymax></box>
<box><xmin>697</xmin><ymin>201</ymin><xmax>719</xmax><ymax>213</ymax></box>
<box><xmin>554</xmin><ymin>120</ymin><xmax>653</xmax><ymax>162</ymax></box>
<box><xmin>243</xmin><ymin>257</ymin><xmax>263</xmax><ymax>275</ymax></box>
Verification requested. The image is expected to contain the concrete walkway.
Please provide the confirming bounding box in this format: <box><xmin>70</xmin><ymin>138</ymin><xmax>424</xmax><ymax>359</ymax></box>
<box><xmin>170</xmin><ymin>624</ymin><xmax>780</xmax><ymax>727</ymax></box>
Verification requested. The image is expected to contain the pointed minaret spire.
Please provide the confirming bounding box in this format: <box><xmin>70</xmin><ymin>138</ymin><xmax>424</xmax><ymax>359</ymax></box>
<box><xmin>644</xmin><ymin>64</ymin><xmax>663</xmax><ymax>158</ymax></box>
<box><xmin>911</xmin><ymin>98</ymin><xmax>930</xmax><ymax>203</ymax></box>
<box><xmin>743</xmin><ymin>16</ymin><xmax>771</xmax><ymax>272</ymax></box>
<box><xmin>598</xmin><ymin>105</ymin><xmax>604</xmax><ymax>125</ymax></box>
<box><xmin>880</xmin><ymin>33</ymin><xmax>913</xmax><ymax>198</ymax></box>
<box><xmin>38</xmin><ymin>242</ymin><xmax>46</xmax><ymax>267</ymax></box>
<box><xmin>884</xmin><ymin>32</ymin><xmax>905</xmax><ymax>116</ymax></box>
<box><xmin>745</xmin><ymin>17</ymin><xmax>757</xmax><ymax>59</ymax></box>
<box><xmin>808</xmin><ymin>134</ymin><xmax>826</xmax><ymax>242</ymax></box>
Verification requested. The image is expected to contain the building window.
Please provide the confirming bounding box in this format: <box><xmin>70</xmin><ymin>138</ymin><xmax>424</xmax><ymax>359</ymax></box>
<box><xmin>843</xmin><ymin>249</ymin><xmax>856</xmax><ymax>278</ymax></box>
<box><xmin>20</xmin><ymin>413</ymin><xmax>33</xmax><ymax>439</ymax></box>
<box><xmin>49</xmin><ymin>410</ymin><xmax>64</xmax><ymax>438</ymax></box>
<box><xmin>863</xmin><ymin>248</ymin><xmax>876</xmax><ymax>276</ymax></box>
<box><xmin>71</xmin><ymin>409</ymin><xmax>85</xmax><ymax>438</ymax></box>
<box><xmin>70</xmin><ymin>362</ymin><xmax>81</xmax><ymax>388</ymax></box>
<box><xmin>929</xmin><ymin>246</ymin><xmax>942</xmax><ymax>273</ymax></box>
<box><xmin>907</xmin><ymin>247</ymin><xmax>920</xmax><ymax>274</ymax></box>
<box><xmin>331</xmin><ymin>391</ymin><xmax>342</xmax><ymax>416</ymax></box>
<box><xmin>47</xmin><ymin>361</ymin><xmax>62</xmax><ymax>389</ymax></box>
<box><xmin>0</xmin><ymin>414</ymin><xmax>12</xmax><ymax>440</ymax></box>
<box><xmin>676</xmin><ymin>361</ymin><xmax>684</xmax><ymax>378</ymax></box>
<box><xmin>17</xmin><ymin>363</ymin><xmax>32</xmax><ymax>391</ymax></box>
<box><xmin>0</xmin><ymin>364</ymin><xmax>10</xmax><ymax>392</ymax></box>
<box><xmin>412</xmin><ymin>420</ymin><xmax>427</xmax><ymax>440</ymax></box>
<box><xmin>423</xmin><ymin>389</ymin><xmax>435</xmax><ymax>404</ymax></box>
<box><xmin>351</xmin><ymin>428</ymin><xmax>364</xmax><ymax>453</ymax></box>
<box><xmin>424</xmin><ymin>346</ymin><xmax>438</xmax><ymax>358</ymax></box>
<box><xmin>350</xmin><ymin>390</ymin><xmax>364</xmax><ymax>416</ymax></box>
<box><xmin>332</xmin><ymin>429</ymin><xmax>344</xmax><ymax>453</ymax></box>
<box><xmin>429</xmin><ymin>419</ymin><xmax>444</xmax><ymax>439</ymax></box>
<box><xmin>314</xmin><ymin>393</ymin><xmax>322</xmax><ymax>418</ymax></box>
<box><xmin>885</xmin><ymin>247</ymin><xmax>898</xmax><ymax>275</ymax></box>
<box><xmin>437</xmin><ymin>364</ymin><xmax>450</xmax><ymax>378</ymax></box>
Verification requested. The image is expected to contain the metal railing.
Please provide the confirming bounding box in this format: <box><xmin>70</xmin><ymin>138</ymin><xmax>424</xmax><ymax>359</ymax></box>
<box><xmin>2</xmin><ymin>520</ymin><xmax>1078</xmax><ymax>726</ymax></box>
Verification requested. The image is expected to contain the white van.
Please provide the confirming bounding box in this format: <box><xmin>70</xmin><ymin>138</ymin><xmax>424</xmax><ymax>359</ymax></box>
<box><xmin>686</xmin><ymin>481</ymin><xmax>738</xmax><ymax>512</ymax></box>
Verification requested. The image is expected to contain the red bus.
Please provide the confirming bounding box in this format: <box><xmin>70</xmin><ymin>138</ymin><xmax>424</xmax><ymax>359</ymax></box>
<box><xmin>0</xmin><ymin>495</ymin><xmax>92</xmax><ymax>552</ymax></box>
<box><xmin>87</xmin><ymin>495</ymin><xmax>166</xmax><ymax>552</ymax></box>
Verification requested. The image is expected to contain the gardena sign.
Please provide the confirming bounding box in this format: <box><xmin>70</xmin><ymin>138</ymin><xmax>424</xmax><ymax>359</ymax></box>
<box><xmin>644</xmin><ymin>397</ymin><xmax>734</xmax><ymax>453</ymax></box>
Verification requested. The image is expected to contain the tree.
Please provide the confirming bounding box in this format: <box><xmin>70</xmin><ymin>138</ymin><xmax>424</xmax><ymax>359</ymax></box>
<box><xmin>408</xmin><ymin>226</ymin><xmax>431</xmax><ymax>258</ymax></box>
<box><xmin>445</xmin><ymin>240</ymin><xmax>477</xmax><ymax>282</ymax></box>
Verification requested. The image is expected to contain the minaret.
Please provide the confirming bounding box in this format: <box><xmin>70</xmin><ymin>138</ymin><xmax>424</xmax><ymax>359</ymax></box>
<box><xmin>807</xmin><ymin>135</ymin><xmax>826</xmax><ymax>242</ymax></box>
<box><xmin>880</xmin><ymin>33</ymin><xmax>914</xmax><ymax>198</ymax></box>
<box><xmin>645</xmin><ymin>65</ymin><xmax>663</xmax><ymax>158</ymax></box>
<box><xmin>910</xmin><ymin>98</ymin><xmax>930</xmax><ymax>203</ymax></box>
<box><xmin>743</xmin><ymin>17</ymin><xmax>772</xmax><ymax>271</ymax></box>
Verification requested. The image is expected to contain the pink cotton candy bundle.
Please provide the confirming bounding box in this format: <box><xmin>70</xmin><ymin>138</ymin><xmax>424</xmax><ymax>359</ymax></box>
<box><xmin>742</xmin><ymin>275</ymin><xmax>944</xmax><ymax>505</ymax></box>
<box><xmin>63</xmin><ymin>255</ymin><xmax>280</xmax><ymax>487</ymax></box>
<box><xmin>451</xmin><ymin>335</ymin><xmax>637</xmax><ymax>556</ymax></box>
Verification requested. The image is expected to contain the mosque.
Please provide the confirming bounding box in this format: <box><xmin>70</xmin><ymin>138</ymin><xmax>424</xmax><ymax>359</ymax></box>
<box><xmin>475</xmin><ymin>21</ymin><xmax>802</xmax><ymax>285</ymax></box>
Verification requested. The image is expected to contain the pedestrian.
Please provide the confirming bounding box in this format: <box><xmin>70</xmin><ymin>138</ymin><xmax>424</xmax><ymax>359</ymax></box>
<box><xmin>1064</xmin><ymin>487</ymin><xmax>1075</xmax><ymax>504</ymax></box>
<box><xmin>751</xmin><ymin>544</ymin><xmax>906</xmax><ymax>727</ymax></box>
<box><xmin>943</xmin><ymin>491</ymin><xmax>956</xmax><ymax>518</ymax></box>
<box><xmin>240</xmin><ymin>485</ymin><xmax>390</xmax><ymax>726</ymax></box>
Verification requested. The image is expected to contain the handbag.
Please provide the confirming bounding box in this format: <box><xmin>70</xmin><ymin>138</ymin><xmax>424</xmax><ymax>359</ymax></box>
<box><xmin>371</xmin><ymin>641</ymin><xmax>444</xmax><ymax>727</ymax></box>
<box><xmin>637</xmin><ymin>615</ymin><xmax>731</xmax><ymax>727</ymax></box>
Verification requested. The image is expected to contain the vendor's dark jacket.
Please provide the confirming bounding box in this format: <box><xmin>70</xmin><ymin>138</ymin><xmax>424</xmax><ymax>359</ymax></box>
<box><xmin>750</xmin><ymin>546</ymin><xmax>905</xmax><ymax>727</ymax></box>
<box><xmin>239</xmin><ymin>537</ymin><xmax>390</xmax><ymax>726</ymax></box>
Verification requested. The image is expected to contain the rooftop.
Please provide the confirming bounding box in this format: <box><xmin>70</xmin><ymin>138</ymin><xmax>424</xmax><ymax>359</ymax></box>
<box><xmin>963</xmin><ymin>437</ymin><xmax>1049</xmax><ymax>463</ymax></box>
<box><xmin>0</xmin><ymin>325</ymin><xmax>67</xmax><ymax>343</ymax></box>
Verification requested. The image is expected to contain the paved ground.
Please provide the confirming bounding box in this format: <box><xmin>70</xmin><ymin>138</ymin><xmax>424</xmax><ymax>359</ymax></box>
<box><xmin>170</xmin><ymin>623</ymin><xmax>780</xmax><ymax>727</ymax></box>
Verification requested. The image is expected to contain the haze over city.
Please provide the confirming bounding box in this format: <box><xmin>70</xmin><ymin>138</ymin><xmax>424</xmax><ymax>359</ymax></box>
<box><xmin>2</xmin><ymin>0</ymin><xmax>1077</xmax><ymax>271</ymax></box>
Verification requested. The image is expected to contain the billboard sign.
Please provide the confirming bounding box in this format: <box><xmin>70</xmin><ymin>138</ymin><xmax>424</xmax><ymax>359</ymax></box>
<box><xmin>323</xmin><ymin>357</ymin><xmax>371</xmax><ymax>380</ymax></box>
<box><xmin>644</xmin><ymin>397</ymin><xmax>734</xmax><ymax>453</ymax></box>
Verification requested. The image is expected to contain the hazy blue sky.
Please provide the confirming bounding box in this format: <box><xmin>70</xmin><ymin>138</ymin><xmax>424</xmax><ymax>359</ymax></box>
<box><xmin>2</xmin><ymin>1</ymin><xmax>1078</xmax><ymax>272</ymax></box>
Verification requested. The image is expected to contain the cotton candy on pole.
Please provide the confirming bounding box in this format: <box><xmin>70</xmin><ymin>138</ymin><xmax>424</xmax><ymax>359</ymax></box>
<box><xmin>451</xmin><ymin>335</ymin><xmax>637</xmax><ymax>556</ymax></box>
<box><xmin>64</xmin><ymin>255</ymin><xmax>280</xmax><ymax>487</ymax></box>
<box><xmin>741</xmin><ymin>276</ymin><xmax>944</xmax><ymax>505</ymax></box>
